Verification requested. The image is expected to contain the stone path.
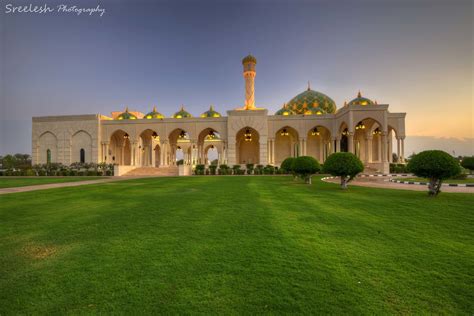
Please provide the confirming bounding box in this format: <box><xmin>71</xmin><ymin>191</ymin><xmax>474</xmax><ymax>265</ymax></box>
<box><xmin>0</xmin><ymin>177</ymin><xmax>141</xmax><ymax>195</ymax></box>
<box><xmin>323</xmin><ymin>176</ymin><xmax>474</xmax><ymax>194</ymax></box>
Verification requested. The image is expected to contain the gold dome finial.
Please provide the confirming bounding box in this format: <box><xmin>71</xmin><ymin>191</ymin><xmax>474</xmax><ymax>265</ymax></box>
<box><xmin>180</xmin><ymin>105</ymin><xmax>184</xmax><ymax>111</ymax></box>
<box><xmin>307</xmin><ymin>81</ymin><xmax>311</xmax><ymax>91</ymax></box>
<box><xmin>374</xmin><ymin>100</ymin><xmax>378</xmax><ymax>105</ymax></box>
<box><xmin>357</xmin><ymin>90</ymin><xmax>362</xmax><ymax>98</ymax></box>
<box><xmin>344</xmin><ymin>100</ymin><xmax>347</xmax><ymax>106</ymax></box>
<box><xmin>153</xmin><ymin>105</ymin><xmax>157</xmax><ymax>112</ymax></box>
<box><xmin>125</xmin><ymin>106</ymin><xmax>129</xmax><ymax>112</ymax></box>
<box><xmin>210</xmin><ymin>105</ymin><xmax>214</xmax><ymax>111</ymax></box>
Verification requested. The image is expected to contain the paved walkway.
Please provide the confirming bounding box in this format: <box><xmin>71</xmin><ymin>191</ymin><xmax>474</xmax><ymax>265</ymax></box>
<box><xmin>0</xmin><ymin>177</ymin><xmax>141</xmax><ymax>195</ymax></box>
<box><xmin>323</xmin><ymin>176</ymin><xmax>474</xmax><ymax>194</ymax></box>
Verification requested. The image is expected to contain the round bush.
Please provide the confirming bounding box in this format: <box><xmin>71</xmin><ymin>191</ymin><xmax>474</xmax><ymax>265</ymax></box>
<box><xmin>407</xmin><ymin>150</ymin><xmax>461</xmax><ymax>196</ymax></box>
<box><xmin>461</xmin><ymin>156</ymin><xmax>474</xmax><ymax>173</ymax></box>
<box><xmin>280</xmin><ymin>157</ymin><xmax>296</xmax><ymax>174</ymax></box>
<box><xmin>292</xmin><ymin>156</ymin><xmax>320</xmax><ymax>184</ymax></box>
<box><xmin>323</xmin><ymin>152</ymin><xmax>364</xmax><ymax>189</ymax></box>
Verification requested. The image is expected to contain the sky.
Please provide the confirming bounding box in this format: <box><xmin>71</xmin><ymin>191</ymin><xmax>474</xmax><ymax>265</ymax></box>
<box><xmin>1</xmin><ymin>0</ymin><xmax>473</xmax><ymax>156</ymax></box>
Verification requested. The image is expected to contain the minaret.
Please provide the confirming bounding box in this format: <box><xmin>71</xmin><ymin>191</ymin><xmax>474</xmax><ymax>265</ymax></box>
<box><xmin>242</xmin><ymin>54</ymin><xmax>257</xmax><ymax>110</ymax></box>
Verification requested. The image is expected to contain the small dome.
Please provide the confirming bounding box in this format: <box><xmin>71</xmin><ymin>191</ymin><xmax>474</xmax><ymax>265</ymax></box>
<box><xmin>117</xmin><ymin>107</ymin><xmax>137</xmax><ymax>120</ymax></box>
<box><xmin>285</xmin><ymin>84</ymin><xmax>336</xmax><ymax>114</ymax></box>
<box><xmin>242</xmin><ymin>54</ymin><xmax>257</xmax><ymax>65</ymax></box>
<box><xmin>200</xmin><ymin>105</ymin><xmax>221</xmax><ymax>118</ymax></box>
<box><xmin>173</xmin><ymin>105</ymin><xmax>192</xmax><ymax>118</ymax></box>
<box><xmin>348</xmin><ymin>91</ymin><xmax>375</xmax><ymax>106</ymax></box>
<box><xmin>144</xmin><ymin>106</ymin><xmax>164</xmax><ymax>119</ymax></box>
<box><xmin>275</xmin><ymin>103</ymin><xmax>295</xmax><ymax>116</ymax></box>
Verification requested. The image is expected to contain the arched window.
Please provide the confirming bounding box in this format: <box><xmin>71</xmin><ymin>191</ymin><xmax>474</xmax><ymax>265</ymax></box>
<box><xmin>46</xmin><ymin>149</ymin><xmax>51</xmax><ymax>164</ymax></box>
<box><xmin>80</xmin><ymin>148</ymin><xmax>85</xmax><ymax>163</ymax></box>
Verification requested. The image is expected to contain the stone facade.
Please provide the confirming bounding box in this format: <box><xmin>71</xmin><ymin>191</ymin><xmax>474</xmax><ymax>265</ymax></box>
<box><xmin>31</xmin><ymin>56</ymin><xmax>406</xmax><ymax>174</ymax></box>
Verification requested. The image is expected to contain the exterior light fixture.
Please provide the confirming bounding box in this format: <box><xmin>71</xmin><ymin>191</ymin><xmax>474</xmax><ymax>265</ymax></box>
<box><xmin>372</xmin><ymin>128</ymin><xmax>382</xmax><ymax>135</ymax></box>
<box><xmin>280</xmin><ymin>128</ymin><xmax>289</xmax><ymax>136</ymax></box>
<box><xmin>355</xmin><ymin>121</ymin><xmax>366</xmax><ymax>130</ymax></box>
<box><xmin>178</xmin><ymin>131</ymin><xmax>186</xmax><ymax>139</ymax></box>
<box><xmin>342</xmin><ymin>128</ymin><xmax>349</xmax><ymax>136</ymax></box>
<box><xmin>152</xmin><ymin>132</ymin><xmax>158</xmax><ymax>140</ymax></box>
<box><xmin>311</xmin><ymin>128</ymin><xmax>320</xmax><ymax>136</ymax></box>
<box><xmin>123</xmin><ymin>133</ymin><xmax>130</xmax><ymax>139</ymax></box>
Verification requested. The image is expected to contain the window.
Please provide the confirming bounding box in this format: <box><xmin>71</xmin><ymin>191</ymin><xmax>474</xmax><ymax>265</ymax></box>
<box><xmin>47</xmin><ymin>149</ymin><xmax>51</xmax><ymax>164</ymax></box>
<box><xmin>80</xmin><ymin>148</ymin><xmax>85</xmax><ymax>163</ymax></box>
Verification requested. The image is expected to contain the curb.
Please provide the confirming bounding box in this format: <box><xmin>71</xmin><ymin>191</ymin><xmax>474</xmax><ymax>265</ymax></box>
<box><xmin>389</xmin><ymin>179</ymin><xmax>474</xmax><ymax>188</ymax></box>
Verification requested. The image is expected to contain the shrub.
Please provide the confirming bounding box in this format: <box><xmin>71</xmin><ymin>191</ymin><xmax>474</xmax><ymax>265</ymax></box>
<box><xmin>292</xmin><ymin>156</ymin><xmax>321</xmax><ymax>184</ymax></box>
<box><xmin>407</xmin><ymin>150</ymin><xmax>462</xmax><ymax>196</ymax></box>
<box><xmin>209</xmin><ymin>165</ymin><xmax>217</xmax><ymax>175</ymax></box>
<box><xmin>232</xmin><ymin>165</ymin><xmax>241</xmax><ymax>175</ymax></box>
<box><xmin>195</xmin><ymin>164</ymin><xmax>205</xmax><ymax>175</ymax></box>
<box><xmin>323</xmin><ymin>152</ymin><xmax>364</xmax><ymax>189</ymax></box>
<box><xmin>246</xmin><ymin>163</ymin><xmax>254</xmax><ymax>175</ymax></box>
<box><xmin>177</xmin><ymin>159</ymin><xmax>184</xmax><ymax>166</ymax></box>
<box><xmin>280</xmin><ymin>157</ymin><xmax>296</xmax><ymax>174</ymax></box>
<box><xmin>390</xmin><ymin>163</ymin><xmax>409</xmax><ymax>174</ymax></box>
<box><xmin>461</xmin><ymin>156</ymin><xmax>474</xmax><ymax>174</ymax></box>
<box><xmin>218</xmin><ymin>164</ymin><xmax>230</xmax><ymax>175</ymax></box>
<box><xmin>263</xmin><ymin>165</ymin><xmax>275</xmax><ymax>175</ymax></box>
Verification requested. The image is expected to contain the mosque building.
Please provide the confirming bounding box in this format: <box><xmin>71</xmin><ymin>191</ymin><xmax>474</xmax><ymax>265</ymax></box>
<box><xmin>31</xmin><ymin>55</ymin><xmax>406</xmax><ymax>175</ymax></box>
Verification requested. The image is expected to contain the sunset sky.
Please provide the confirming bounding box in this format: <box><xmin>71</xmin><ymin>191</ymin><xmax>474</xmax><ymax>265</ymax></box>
<box><xmin>1</xmin><ymin>0</ymin><xmax>473</xmax><ymax>156</ymax></box>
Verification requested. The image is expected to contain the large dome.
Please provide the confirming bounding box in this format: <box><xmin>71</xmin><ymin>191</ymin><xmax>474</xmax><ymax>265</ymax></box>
<box><xmin>283</xmin><ymin>86</ymin><xmax>336</xmax><ymax>115</ymax></box>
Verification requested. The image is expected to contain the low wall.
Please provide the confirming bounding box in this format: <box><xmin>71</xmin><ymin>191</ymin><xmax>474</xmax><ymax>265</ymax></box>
<box><xmin>179</xmin><ymin>165</ymin><xmax>192</xmax><ymax>176</ymax></box>
<box><xmin>114</xmin><ymin>165</ymin><xmax>135</xmax><ymax>176</ymax></box>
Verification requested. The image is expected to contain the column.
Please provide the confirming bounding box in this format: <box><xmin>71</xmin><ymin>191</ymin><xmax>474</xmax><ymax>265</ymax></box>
<box><xmin>401</xmin><ymin>137</ymin><xmax>405</xmax><ymax>163</ymax></box>
<box><xmin>121</xmin><ymin>144</ymin><xmax>125</xmax><ymax>165</ymax></box>
<box><xmin>348</xmin><ymin>133</ymin><xmax>354</xmax><ymax>154</ymax></box>
<box><xmin>381</xmin><ymin>133</ymin><xmax>388</xmax><ymax>162</ymax></box>
<box><xmin>396</xmin><ymin>137</ymin><xmax>401</xmax><ymax>163</ymax></box>
<box><xmin>335</xmin><ymin>138</ymin><xmax>340</xmax><ymax>153</ymax></box>
<box><xmin>388</xmin><ymin>134</ymin><xmax>393</xmax><ymax>163</ymax></box>
<box><xmin>366</xmin><ymin>136</ymin><xmax>373</xmax><ymax>163</ymax></box>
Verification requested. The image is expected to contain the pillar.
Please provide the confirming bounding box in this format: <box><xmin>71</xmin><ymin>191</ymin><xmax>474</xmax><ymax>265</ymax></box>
<box><xmin>366</xmin><ymin>136</ymin><xmax>373</xmax><ymax>163</ymax></box>
<box><xmin>401</xmin><ymin>137</ymin><xmax>405</xmax><ymax>163</ymax></box>
<box><xmin>348</xmin><ymin>133</ymin><xmax>354</xmax><ymax>154</ymax></box>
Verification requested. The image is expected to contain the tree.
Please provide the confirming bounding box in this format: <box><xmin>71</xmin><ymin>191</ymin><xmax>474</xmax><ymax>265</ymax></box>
<box><xmin>323</xmin><ymin>152</ymin><xmax>364</xmax><ymax>189</ymax></box>
<box><xmin>280</xmin><ymin>157</ymin><xmax>296</xmax><ymax>174</ymax></box>
<box><xmin>292</xmin><ymin>156</ymin><xmax>320</xmax><ymax>184</ymax></box>
<box><xmin>461</xmin><ymin>156</ymin><xmax>474</xmax><ymax>174</ymax></box>
<box><xmin>407</xmin><ymin>150</ymin><xmax>461</xmax><ymax>196</ymax></box>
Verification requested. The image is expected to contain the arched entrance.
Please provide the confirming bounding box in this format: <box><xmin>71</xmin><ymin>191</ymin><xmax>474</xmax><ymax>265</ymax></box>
<box><xmin>169</xmin><ymin>129</ymin><xmax>192</xmax><ymax>165</ymax></box>
<box><xmin>307</xmin><ymin>126</ymin><xmax>331</xmax><ymax>163</ymax></box>
<box><xmin>140</xmin><ymin>129</ymin><xmax>159</xmax><ymax>167</ymax></box>
<box><xmin>198</xmin><ymin>128</ymin><xmax>223</xmax><ymax>165</ymax></box>
<box><xmin>236</xmin><ymin>127</ymin><xmax>259</xmax><ymax>164</ymax></box>
<box><xmin>274</xmin><ymin>126</ymin><xmax>298</xmax><ymax>165</ymax></box>
<box><xmin>110</xmin><ymin>130</ymin><xmax>132</xmax><ymax>165</ymax></box>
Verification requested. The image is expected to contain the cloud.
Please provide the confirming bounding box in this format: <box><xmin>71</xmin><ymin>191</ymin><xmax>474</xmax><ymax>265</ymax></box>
<box><xmin>404</xmin><ymin>136</ymin><xmax>474</xmax><ymax>157</ymax></box>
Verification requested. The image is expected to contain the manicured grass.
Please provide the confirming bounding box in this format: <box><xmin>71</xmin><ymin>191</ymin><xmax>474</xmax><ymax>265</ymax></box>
<box><xmin>0</xmin><ymin>176</ymin><xmax>473</xmax><ymax>314</ymax></box>
<box><xmin>0</xmin><ymin>177</ymin><xmax>105</xmax><ymax>188</ymax></box>
<box><xmin>395</xmin><ymin>177</ymin><xmax>474</xmax><ymax>184</ymax></box>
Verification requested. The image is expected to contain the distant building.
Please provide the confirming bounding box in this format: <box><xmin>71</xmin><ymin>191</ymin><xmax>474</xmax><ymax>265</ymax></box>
<box><xmin>32</xmin><ymin>55</ymin><xmax>406</xmax><ymax>174</ymax></box>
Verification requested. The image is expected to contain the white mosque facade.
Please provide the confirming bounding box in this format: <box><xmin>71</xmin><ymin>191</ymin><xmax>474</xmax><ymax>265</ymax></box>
<box><xmin>31</xmin><ymin>55</ymin><xmax>406</xmax><ymax>175</ymax></box>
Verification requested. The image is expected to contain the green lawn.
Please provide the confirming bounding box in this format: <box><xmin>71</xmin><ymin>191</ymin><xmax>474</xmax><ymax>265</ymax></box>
<box><xmin>0</xmin><ymin>177</ymin><xmax>105</xmax><ymax>188</ymax></box>
<box><xmin>0</xmin><ymin>176</ymin><xmax>473</xmax><ymax>314</ymax></box>
<box><xmin>395</xmin><ymin>177</ymin><xmax>474</xmax><ymax>184</ymax></box>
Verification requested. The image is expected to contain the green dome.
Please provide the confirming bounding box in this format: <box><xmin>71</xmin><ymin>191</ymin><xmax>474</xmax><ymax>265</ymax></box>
<box><xmin>144</xmin><ymin>106</ymin><xmax>164</xmax><ymax>119</ymax></box>
<box><xmin>285</xmin><ymin>85</ymin><xmax>336</xmax><ymax>114</ymax></box>
<box><xmin>173</xmin><ymin>105</ymin><xmax>192</xmax><ymax>118</ymax></box>
<box><xmin>348</xmin><ymin>91</ymin><xmax>375</xmax><ymax>106</ymax></box>
<box><xmin>117</xmin><ymin>107</ymin><xmax>137</xmax><ymax>120</ymax></box>
<box><xmin>200</xmin><ymin>105</ymin><xmax>221</xmax><ymax>118</ymax></box>
<box><xmin>242</xmin><ymin>54</ymin><xmax>257</xmax><ymax>65</ymax></box>
<box><xmin>275</xmin><ymin>104</ymin><xmax>296</xmax><ymax>116</ymax></box>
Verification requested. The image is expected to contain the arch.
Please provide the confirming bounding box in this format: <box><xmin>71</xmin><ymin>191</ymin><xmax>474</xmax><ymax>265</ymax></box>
<box><xmin>236</xmin><ymin>127</ymin><xmax>259</xmax><ymax>164</ymax></box>
<box><xmin>353</xmin><ymin>118</ymin><xmax>383</xmax><ymax>162</ymax></box>
<box><xmin>168</xmin><ymin>128</ymin><xmax>192</xmax><ymax>165</ymax></box>
<box><xmin>307</xmin><ymin>125</ymin><xmax>331</xmax><ymax>163</ymax></box>
<box><xmin>38</xmin><ymin>131</ymin><xmax>58</xmax><ymax>164</ymax></box>
<box><xmin>72</xmin><ymin>130</ymin><xmax>92</xmax><ymax>163</ymax></box>
<box><xmin>274</xmin><ymin>126</ymin><xmax>299</xmax><ymax>165</ymax></box>
<box><xmin>110</xmin><ymin>129</ymin><xmax>132</xmax><ymax>165</ymax></box>
<box><xmin>140</xmin><ymin>129</ymin><xmax>159</xmax><ymax>167</ymax></box>
<box><xmin>198</xmin><ymin>127</ymin><xmax>223</xmax><ymax>165</ymax></box>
